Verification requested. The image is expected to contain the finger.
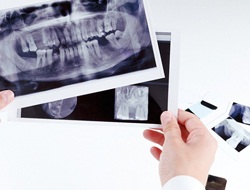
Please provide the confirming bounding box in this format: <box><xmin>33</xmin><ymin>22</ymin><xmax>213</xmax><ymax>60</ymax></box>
<box><xmin>0</xmin><ymin>90</ymin><xmax>14</xmax><ymax>109</ymax></box>
<box><xmin>180</xmin><ymin>124</ymin><xmax>189</xmax><ymax>142</ymax></box>
<box><xmin>161</xmin><ymin>111</ymin><xmax>182</xmax><ymax>139</ymax></box>
<box><xmin>177</xmin><ymin>109</ymin><xmax>205</xmax><ymax>133</ymax></box>
<box><xmin>150</xmin><ymin>146</ymin><xmax>162</xmax><ymax>160</ymax></box>
<box><xmin>143</xmin><ymin>129</ymin><xmax>164</xmax><ymax>146</ymax></box>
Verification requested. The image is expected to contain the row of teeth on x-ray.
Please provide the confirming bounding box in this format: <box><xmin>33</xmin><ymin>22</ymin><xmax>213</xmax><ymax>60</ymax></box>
<box><xmin>18</xmin><ymin>12</ymin><xmax>122</xmax><ymax>66</ymax></box>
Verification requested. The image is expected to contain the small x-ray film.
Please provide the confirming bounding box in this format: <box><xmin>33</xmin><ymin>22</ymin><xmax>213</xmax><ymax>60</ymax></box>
<box><xmin>16</xmin><ymin>32</ymin><xmax>180</xmax><ymax>126</ymax></box>
<box><xmin>212</xmin><ymin>117</ymin><xmax>250</xmax><ymax>152</ymax></box>
<box><xmin>0</xmin><ymin>0</ymin><xmax>164</xmax><ymax>109</ymax></box>
<box><xmin>40</xmin><ymin>97</ymin><xmax>78</xmax><ymax>119</ymax></box>
<box><xmin>229</xmin><ymin>102</ymin><xmax>250</xmax><ymax>125</ymax></box>
<box><xmin>186</xmin><ymin>100</ymin><xmax>217</xmax><ymax>119</ymax></box>
<box><xmin>114</xmin><ymin>85</ymin><xmax>149</xmax><ymax>121</ymax></box>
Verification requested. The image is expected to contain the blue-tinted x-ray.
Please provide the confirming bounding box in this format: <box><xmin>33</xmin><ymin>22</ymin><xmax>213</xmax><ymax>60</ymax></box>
<box><xmin>212</xmin><ymin>118</ymin><xmax>250</xmax><ymax>152</ymax></box>
<box><xmin>0</xmin><ymin>0</ymin><xmax>156</xmax><ymax>96</ymax></box>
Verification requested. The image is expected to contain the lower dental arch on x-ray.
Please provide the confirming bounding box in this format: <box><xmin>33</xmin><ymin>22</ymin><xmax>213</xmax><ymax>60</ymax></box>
<box><xmin>0</xmin><ymin>0</ymin><xmax>156</xmax><ymax>96</ymax></box>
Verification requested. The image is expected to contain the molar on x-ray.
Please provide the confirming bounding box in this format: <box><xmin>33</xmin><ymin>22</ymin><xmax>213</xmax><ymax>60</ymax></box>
<box><xmin>115</xmin><ymin>85</ymin><xmax>149</xmax><ymax>121</ymax></box>
<box><xmin>0</xmin><ymin>0</ymin><xmax>155</xmax><ymax>96</ymax></box>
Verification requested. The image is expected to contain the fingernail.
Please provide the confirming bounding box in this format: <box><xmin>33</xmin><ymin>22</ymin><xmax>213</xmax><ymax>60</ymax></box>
<box><xmin>161</xmin><ymin>111</ymin><xmax>172</xmax><ymax>125</ymax></box>
<box><xmin>1</xmin><ymin>91</ymin><xmax>14</xmax><ymax>103</ymax></box>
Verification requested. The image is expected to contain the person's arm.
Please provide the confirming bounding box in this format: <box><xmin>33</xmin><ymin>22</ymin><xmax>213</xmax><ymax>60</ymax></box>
<box><xmin>143</xmin><ymin>110</ymin><xmax>218</xmax><ymax>189</ymax></box>
<box><xmin>0</xmin><ymin>90</ymin><xmax>14</xmax><ymax>109</ymax></box>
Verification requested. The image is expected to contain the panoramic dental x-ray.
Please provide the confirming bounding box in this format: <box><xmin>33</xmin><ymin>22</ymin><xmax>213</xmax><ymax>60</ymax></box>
<box><xmin>0</xmin><ymin>0</ymin><xmax>157</xmax><ymax>96</ymax></box>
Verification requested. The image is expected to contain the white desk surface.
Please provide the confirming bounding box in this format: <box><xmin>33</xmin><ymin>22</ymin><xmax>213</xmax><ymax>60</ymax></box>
<box><xmin>1</xmin><ymin>0</ymin><xmax>250</xmax><ymax>189</ymax></box>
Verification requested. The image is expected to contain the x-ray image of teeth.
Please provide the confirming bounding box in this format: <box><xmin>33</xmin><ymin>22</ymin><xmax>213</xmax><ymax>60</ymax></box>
<box><xmin>229</xmin><ymin>102</ymin><xmax>250</xmax><ymax>125</ymax></box>
<box><xmin>212</xmin><ymin>118</ymin><xmax>250</xmax><ymax>152</ymax></box>
<box><xmin>114</xmin><ymin>85</ymin><xmax>149</xmax><ymax>121</ymax></box>
<box><xmin>41</xmin><ymin>97</ymin><xmax>77</xmax><ymax>119</ymax></box>
<box><xmin>0</xmin><ymin>0</ymin><xmax>156</xmax><ymax>96</ymax></box>
<box><xmin>20</xmin><ymin>39</ymin><xmax>171</xmax><ymax>125</ymax></box>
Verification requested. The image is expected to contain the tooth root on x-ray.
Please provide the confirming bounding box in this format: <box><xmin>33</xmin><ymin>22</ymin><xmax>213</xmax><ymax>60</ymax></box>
<box><xmin>47</xmin><ymin>29</ymin><xmax>56</xmax><ymax>47</ymax></box>
<box><xmin>20</xmin><ymin>37</ymin><xmax>29</xmax><ymax>53</ymax></box>
<box><xmin>26</xmin><ymin>34</ymin><xmax>37</xmax><ymax>52</ymax></box>
<box><xmin>69</xmin><ymin>47</ymin><xmax>74</xmax><ymax>60</ymax></box>
<box><xmin>63</xmin><ymin>27</ymin><xmax>71</xmax><ymax>44</ymax></box>
<box><xmin>104</xmin><ymin>15</ymin><xmax>113</xmax><ymax>33</ymax></box>
<box><xmin>105</xmin><ymin>11</ymin><xmax>117</xmax><ymax>31</ymax></box>
<box><xmin>51</xmin><ymin>29</ymin><xmax>60</xmax><ymax>47</ymax></box>
<box><xmin>55</xmin><ymin>28</ymin><xmax>66</xmax><ymax>45</ymax></box>
<box><xmin>36</xmin><ymin>49</ymin><xmax>46</xmax><ymax>67</ymax></box>
<box><xmin>92</xmin><ymin>39</ymin><xmax>101</xmax><ymax>58</ymax></box>
<box><xmin>42</xmin><ymin>28</ymin><xmax>49</xmax><ymax>46</ymax></box>
<box><xmin>96</xmin><ymin>19</ymin><xmax>105</xmax><ymax>37</ymax></box>
<box><xmin>73</xmin><ymin>46</ymin><xmax>81</xmax><ymax>66</ymax></box>
<box><xmin>46</xmin><ymin>49</ymin><xmax>53</xmax><ymax>64</ymax></box>
<box><xmin>77</xmin><ymin>42</ymin><xmax>90</xmax><ymax>66</ymax></box>
<box><xmin>77</xmin><ymin>43</ymin><xmax>84</xmax><ymax>59</ymax></box>
<box><xmin>71</xmin><ymin>25</ymin><xmax>78</xmax><ymax>43</ymax></box>
<box><xmin>41</xmin><ymin>50</ymin><xmax>46</xmax><ymax>66</ymax></box>
<box><xmin>110</xmin><ymin>12</ymin><xmax>118</xmax><ymax>30</ymax></box>
<box><xmin>65</xmin><ymin>48</ymin><xmax>70</xmax><ymax>61</ymax></box>
<box><xmin>75</xmin><ymin>26</ymin><xmax>83</xmax><ymax>42</ymax></box>
<box><xmin>65</xmin><ymin>47</ymin><xmax>74</xmax><ymax>61</ymax></box>
<box><xmin>86</xmin><ymin>41</ymin><xmax>94</xmax><ymax>55</ymax></box>
<box><xmin>89</xmin><ymin>20</ymin><xmax>98</xmax><ymax>39</ymax></box>
<box><xmin>36</xmin><ymin>50</ymin><xmax>41</xmax><ymax>66</ymax></box>
<box><xmin>80</xmin><ymin>42</ymin><xmax>90</xmax><ymax>65</ymax></box>
<box><xmin>59</xmin><ymin>47</ymin><xmax>66</xmax><ymax>63</ymax></box>
<box><xmin>80</xmin><ymin>20</ymin><xmax>89</xmax><ymax>41</ymax></box>
<box><xmin>85</xmin><ymin>20</ymin><xmax>93</xmax><ymax>40</ymax></box>
<box><xmin>73</xmin><ymin>46</ymin><xmax>79</xmax><ymax>58</ymax></box>
<box><xmin>87</xmin><ymin>40</ymin><xmax>101</xmax><ymax>59</ymax></box>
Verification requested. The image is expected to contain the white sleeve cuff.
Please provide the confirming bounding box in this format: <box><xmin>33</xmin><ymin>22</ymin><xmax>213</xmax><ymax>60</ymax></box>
<box><xmin>162</xmin><ymin>175</ymin><xmax>205</xmax><ymax>190</ymax></box>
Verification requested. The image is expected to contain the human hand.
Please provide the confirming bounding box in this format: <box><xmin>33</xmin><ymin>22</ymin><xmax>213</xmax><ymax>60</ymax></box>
<box><xmin>143</xmin><ymin>110</ymin><xmax>218</xmax><ymax>186</ymax></box>
<box><xmin>0</xmin><ymin>90</ymin><xmax>14</xmax><ymax>109</ymax></box>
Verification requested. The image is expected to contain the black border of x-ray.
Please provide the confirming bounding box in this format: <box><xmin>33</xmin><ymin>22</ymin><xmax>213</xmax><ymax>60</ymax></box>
<box><xmin>20</xmin><ymin>32</ymin><xmax>171</xmax><ymax>124</ymax></box>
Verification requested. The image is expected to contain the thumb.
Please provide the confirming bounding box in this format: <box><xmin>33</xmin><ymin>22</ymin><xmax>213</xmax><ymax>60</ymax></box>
<box><xmin>161</xmin><ymin>111</ymin><xmax>182</xmax><ymax>140</ymax></box>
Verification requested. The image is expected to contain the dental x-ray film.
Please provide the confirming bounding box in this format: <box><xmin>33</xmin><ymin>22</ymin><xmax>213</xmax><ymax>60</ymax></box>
<box><xmin>229</xmin><ymin>102</ymin><xmax>250</xmax><ymax>125</ymax></box>
<box><xmin>209</xmin><ymin>102</ymin><xmax>250</xmax><ymax>159</ymax></box>
<box><xmin>186</xmin><ymin>100</ymin><xmax>217</xmax><ymax>119</ymax></box>
<box><xmin>15</xmin><ymin>32</ymin><xmax>180</xmax><ymax>127</ymax></box>
<box><xmin>0</xmin><ymin>0</ymin><xmax>164</xmax><ymax>108</ymax></box>
<box><xmin>212</xmin><ymin>117</ymin><xmax>250</xmax><ymax>152</ymax></box>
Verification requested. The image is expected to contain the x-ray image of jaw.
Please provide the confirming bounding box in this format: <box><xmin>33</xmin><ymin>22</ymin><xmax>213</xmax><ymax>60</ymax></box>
<box><xmin>0</xmin><ymin>0</ymin><xmax>155</xmax><ymax>96</ymax></box>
